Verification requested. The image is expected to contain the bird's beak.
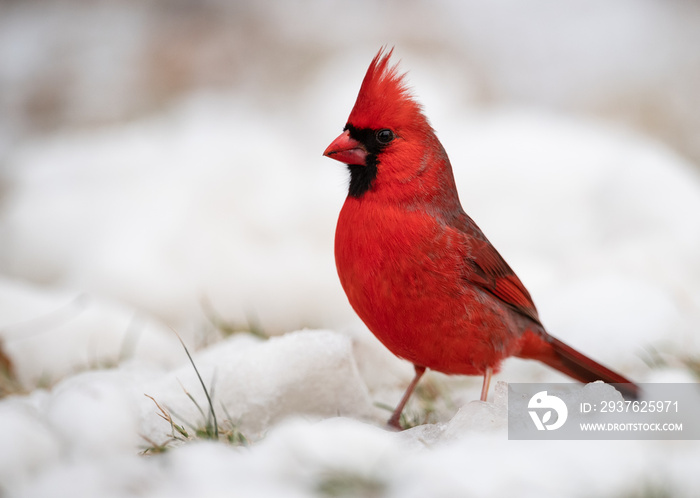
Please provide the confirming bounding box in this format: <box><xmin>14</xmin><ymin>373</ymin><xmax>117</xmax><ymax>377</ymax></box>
<box><xmin>323</xmin><ymin>130</ymin><xmax>368</xmax><ymax>166</ymax></box>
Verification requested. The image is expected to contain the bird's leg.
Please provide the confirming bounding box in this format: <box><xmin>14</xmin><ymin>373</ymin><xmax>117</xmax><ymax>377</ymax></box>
<box><xmin>387</xmin><ymin>365</ymin><xmax>426</xmax><ymax>430</ymax></box>
<box><xmin>480</xmin><ymin>366</ymin><xmax>493</xmax><ymax>401</ymax></box>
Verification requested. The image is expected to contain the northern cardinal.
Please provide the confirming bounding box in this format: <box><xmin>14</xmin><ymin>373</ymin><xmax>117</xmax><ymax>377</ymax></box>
<box><xmin>324</xmin><ymin>49</ymin><xmax>638</xmax><ymax>429</ymax></box>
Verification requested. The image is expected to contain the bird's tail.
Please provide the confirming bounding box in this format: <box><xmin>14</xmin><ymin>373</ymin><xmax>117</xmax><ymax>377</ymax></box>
<box><xmin>517</xmin><ymin>332</ymin><xmax>639</xmax><ymax>399</ymax></box>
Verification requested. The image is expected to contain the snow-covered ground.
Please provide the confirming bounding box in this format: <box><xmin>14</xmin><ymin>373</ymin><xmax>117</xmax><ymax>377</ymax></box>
<box><xmin>1</xmin><ymin>1</ymin><xmax>700</xmax><ymax>496</ymax></box>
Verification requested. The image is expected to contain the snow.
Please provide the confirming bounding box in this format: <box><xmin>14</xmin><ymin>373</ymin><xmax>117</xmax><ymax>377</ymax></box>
<box><xmin>0</xmin><ymin>277</ymin><xmax>181</xmax><ymax>387</ymax></box>
<box><xmin>2</xmin><ymin>1</ymin><xmax>700</xmax><ymax>497</ymax></box>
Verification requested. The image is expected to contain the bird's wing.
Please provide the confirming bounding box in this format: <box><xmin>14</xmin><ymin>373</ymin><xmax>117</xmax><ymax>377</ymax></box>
<box><xmin>452</xmin><ymin>213</ymin><xmax>542</xmax><ymax>325</ymax></box>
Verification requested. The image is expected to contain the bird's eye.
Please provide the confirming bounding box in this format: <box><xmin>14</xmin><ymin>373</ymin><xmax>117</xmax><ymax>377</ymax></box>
<box><xmin>376</xmin><ymin>129</ymin><xmax>395</xmax><ymax>144</ymax></box>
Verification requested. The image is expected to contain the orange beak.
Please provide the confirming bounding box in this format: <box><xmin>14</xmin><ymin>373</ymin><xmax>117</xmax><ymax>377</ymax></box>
<box><xmin>323</xmin><ymin>130</ymin><xmax>368</xmax><ymax>166</ymax></box>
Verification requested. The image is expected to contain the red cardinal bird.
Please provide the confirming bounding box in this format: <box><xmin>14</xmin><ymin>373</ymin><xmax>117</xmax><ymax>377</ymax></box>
<box><xmin>324</xmin><ymin>49</ymin><xmax>638</xmax><ymax>429</ymax></box>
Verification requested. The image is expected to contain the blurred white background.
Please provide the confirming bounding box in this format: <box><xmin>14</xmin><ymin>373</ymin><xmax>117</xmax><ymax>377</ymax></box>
<box><xmin>2</xmin><ymin>0</ymin><xmax>700</xmax><ymax>333</ymax></box>
<box><xmin>3</xmin><ymin>0</ymin><xmax>700</xmax><ymax>159</ymax></box>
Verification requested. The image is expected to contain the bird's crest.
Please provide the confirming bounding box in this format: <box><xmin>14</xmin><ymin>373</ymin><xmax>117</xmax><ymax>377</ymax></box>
<box><xmin>347</xmin><ymin>48</ymin><xmax>428</xmax><ymax>132</ymax></box>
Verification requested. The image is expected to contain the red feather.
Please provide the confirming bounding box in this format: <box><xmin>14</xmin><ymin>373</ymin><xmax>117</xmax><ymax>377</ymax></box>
<box><xmin>325</xmin><ymin>49</ymin><xmax>638</xmax><ymax>427</ymax></box>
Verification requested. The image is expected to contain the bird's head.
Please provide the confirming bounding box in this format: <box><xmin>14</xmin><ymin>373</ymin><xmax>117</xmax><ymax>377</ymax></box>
<box><xmin>323</xmin><ymin>48</ymin><xmax>438</xmax><ymax>199</ymax></box>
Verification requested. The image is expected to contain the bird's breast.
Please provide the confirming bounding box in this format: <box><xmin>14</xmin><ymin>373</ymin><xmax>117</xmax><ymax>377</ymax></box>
<box><xmin>335</xmin><ymin>198</ymin><xmax>456</xmax><ymax>305</ymax></box>
<box><xmin>334</xmin><ymin>197</ymin><xmax>522</xmax><ymax>374</ymax></box>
